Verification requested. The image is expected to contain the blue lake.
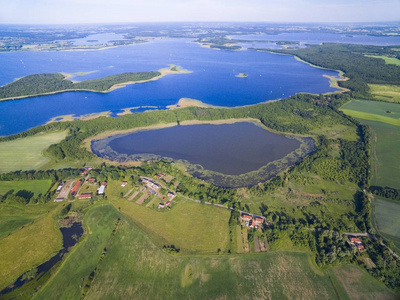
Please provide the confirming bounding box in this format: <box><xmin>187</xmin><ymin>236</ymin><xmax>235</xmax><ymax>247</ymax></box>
<box><xmin>0</xmin><ymin>38</ymin><xmax>340</xmax><ymax>136</ymax></box>
<box><xmin>230</xmin><ymin>32</ymin><xmax>400</xmax><ymax>46</ymax></box>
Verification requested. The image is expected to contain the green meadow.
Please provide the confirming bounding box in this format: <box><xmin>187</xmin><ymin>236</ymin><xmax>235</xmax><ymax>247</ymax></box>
<box><xmin>374</xmin><ymin>198</ymin><xmax>400</xmax><ymax>251</ymax></box>
<box><xmin>0</xmin><ymin>131</ymin><xmax>67</xmax><ymax>173</ymax></box>
<box><xmin>0</xmin><ymin>179</ymin><xmax>52</xmax><ymax>197</ymax></box>
<box><xmin>328</xmin><ymin>264</ymin><xmax>398</xmax><ymax>300</ymax></box>
<box><xmin>368</xmin><ymin>84</ymin><xmax>400</xmax><ymax>103</ymax></box>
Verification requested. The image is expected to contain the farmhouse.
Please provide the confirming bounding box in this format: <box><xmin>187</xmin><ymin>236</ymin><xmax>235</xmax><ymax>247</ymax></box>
<box><xmin>167</xmin><ymin>192</ymin><xmax>175</xmax><ymax>199</ymax></box>
<box><xmin>254</xmin><ymin>216</ymin><xmax>265</xmax><ymax>224</ymax></box>
<box><xmin>88</xmin><ymin>177</ymin><xmax>96</xmax><ymax>183</ymax></box>
<box><xmin>78</xmin><ymin>193</ymin><xmax>92</xmax><ymax>199</ymax></box>
<box><xmin>158</xmin><ymin>202</ymin><xmax>165</xmax><ymax>209</ymax></box>
<box><xmin>241</xmin><ymin>213</ymin><xmax>252</xmax><ymax>221</ymax></box>
<box><xmin>349</xmin><ymin>236</ymin><xmax>366</xmax><ymax>252</ymax></box>
<box><xmin>141</xmin><ymin>177</ymin><xmax>159</xmax><ymax>190</ymax></box>
<box><xmin>121</xmin><ymin>181</ymin><xmax>128</xmax><ymax>187</ymax></box>
<box><xmin>71</xmin><ymin>180</ymin><xmax>82</xmax><ymax>197</ymax></box>
<box><xmin>97</xmin><ymin>181</ymin><xmax>107</xmax><ymax>195</ymax></box>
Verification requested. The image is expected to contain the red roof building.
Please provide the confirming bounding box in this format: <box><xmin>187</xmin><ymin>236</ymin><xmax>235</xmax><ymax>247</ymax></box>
<box><xmin>71</xmin><ymin>180</ymin><xmax>82</xmax><ymax>197</ymax></box>
<box><xmin>241</xmin><ymin>214</ymin><xmax>252</xmax><ymax>220</ymax></box>
<box><xmin>350</xmin><ymin>237</ymin><xmax>362</xmax><ymax>244</ymax></box>
<box><xmin>78</xmin><ymin>193</ymin><xmax>92</xmax><ymax>199</ymax></box>
<box><xmin>254</xmin><ymin>217</ymin><xmax>265</xmax><ymax>224</ymax></box>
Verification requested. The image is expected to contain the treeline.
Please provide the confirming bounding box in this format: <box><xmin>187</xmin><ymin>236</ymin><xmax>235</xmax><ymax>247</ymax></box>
<box><xmin>261</xmin><ymin>43</ymin><xmax>400</xmax><ymax>97</ymax></box>
<box><xmin>0</xmin><ymin>71</ymin><xmax>160</xmax><ymax>100</ymax></box>
<box><xmin>370</xmin><ymin>186</ymin><xmax>400</xmax><ymax>201</ymax></box>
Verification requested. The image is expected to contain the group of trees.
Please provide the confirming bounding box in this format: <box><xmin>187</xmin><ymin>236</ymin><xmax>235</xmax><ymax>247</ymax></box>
<box><xmin>370</xmin><ymin>186</ymin><xmax>400</xmax><ymax>201</ymax></box>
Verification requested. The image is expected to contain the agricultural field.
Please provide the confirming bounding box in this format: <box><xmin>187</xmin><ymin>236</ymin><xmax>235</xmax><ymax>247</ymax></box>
<box><xmin>368</xmin><ymin>84</ymin><xmax>400</xmax><ymax>103</ymax></box>
<box><xmin>329</xmin><ymin>264</ymin><xmax>398</xmax><ymax>300</ymax></box>
<box><xmin>374</xmin><ymin>198</ymin><xmax>400</xmax><ymax>251</ymax></box>
<box><xmin>340</xmin><ymin>100</ymin><xmax>400</xmax><ymax>189</ymax></box>
<box><xmin>0</xmin><ymin>209</ymin><xmax>62</xmax><ymax>290</ymax></box>
<box><xmin>0</xmin><ymin>131</ymin><xmax>67</xmax><ymax>173</ymax></box>
<box><xmin>0</xmin><ymin>179</ymin><xmax>52</xmax><ymax>197</ymax></box>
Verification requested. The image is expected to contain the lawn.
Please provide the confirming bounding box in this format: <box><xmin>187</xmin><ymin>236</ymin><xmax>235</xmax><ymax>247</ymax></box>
<box><xmin>0</xmin><ymin>179</ymin><xmax>52</xmax><ymax>197</ymax></box>
<box><xmin>329</xmin><ymin>264</ymin><xmax>398</xmax><ymax>300</ymax></box>
<box><xmin>0</xmin><ymin>210</ymin><xmax>62</xmax><ymax>290</ymax></box>
<box><xmin>374</xmin><ymin>198</ymin><xmax>400</xmax><ymax>251</ymax></box>
<box><xmin>368</xmin><ymin>84</ymin><xmax>400</xmax><ymax>103</ymax></box>
<box><xmin>340</xmin><ymin>100</ymin><xmax>400</xmax><ymax>189</ymax></box>
<box><xmin>0</xmin><ymin>131</ymin><xmax>67</xmax><ymax>173</ymax></box>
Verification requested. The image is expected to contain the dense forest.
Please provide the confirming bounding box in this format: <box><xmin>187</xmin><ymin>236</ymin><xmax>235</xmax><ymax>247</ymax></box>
<box><xmin>0</xmin><ymin>71</ymin><xmax>160</xmax><ymax>100</ymax></box>
<box><xmin>259</xmin><ymin>43</ymin><xmax>400</xmax><ymax>97</ymax></box>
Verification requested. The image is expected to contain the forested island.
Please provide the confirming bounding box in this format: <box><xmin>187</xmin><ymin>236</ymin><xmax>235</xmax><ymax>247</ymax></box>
<box><xmin>0</xmin><ymin>65</ymin><xmax>190</xmax><ymax>101</ymax></box>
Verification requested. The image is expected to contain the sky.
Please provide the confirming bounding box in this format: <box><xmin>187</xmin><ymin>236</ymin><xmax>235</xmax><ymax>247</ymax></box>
<box><xmin>1</xmin><ymin>0</ymin><xmax>399</xmax><ymax>24</ymax></box>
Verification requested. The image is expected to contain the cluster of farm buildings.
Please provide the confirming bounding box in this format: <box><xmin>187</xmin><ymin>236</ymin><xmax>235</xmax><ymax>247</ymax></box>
<box><xmin>241</xmin><ymin>213</ymin><xmax>265</xmax><ymax>230</ymax></box>
<box><xmin>348</xmin><ymin>236</ymin><xmax>366</xmax><ymax>252</ymax></box>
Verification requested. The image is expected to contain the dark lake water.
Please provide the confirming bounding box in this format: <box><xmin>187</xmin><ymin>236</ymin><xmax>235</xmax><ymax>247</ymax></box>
<box><xmin>0</xmin><ymin>38</ymin><xmax>340</xmax><ymax>136</ymax></box>
<box><xmin>92</xmin><ymin>122</ymin><xmax>301</xmax><ymax>175</ymax></box>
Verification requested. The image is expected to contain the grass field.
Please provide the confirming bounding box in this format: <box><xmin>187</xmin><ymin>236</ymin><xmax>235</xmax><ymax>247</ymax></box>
<box><xmin>341</xmin><ymin>100</ymin><xmax>400</xmax><ymax>126</ymax></box>
<box><xmin>374</xmin><ymin>198</ymin><xmax>400</xmax><ymax>251</ymax></box>
<box><xmin>329</xmin><ymin>264</ymin><xmax>398</xmax><ymax>300</ymax></box>
<box><xmin>0</xmin><ymin>209</ymin><xmax>62</xmax><ymax>290</ymax></box>
<box><xmin>340</xmin><ymin>100</ymin><xmax>400</xmax><ymax>189</ymax></box>
<box><xmin>368</xmin><ymin>84</ymin><xmax>400</xmax><ymax>103</ymax></box>
<box><xmin>0</xmin><ymin>202</ymin><xmax>57</xmax><ymax>239</ymax></box>
<box><xmin>0</xmin><ymin>179</ymin><xmax>52</xmax><ymax>197</ymax></box>
<box><xmin>112</xmin><ymin>193</ymin><xmax>231</xmax><ymax>254</ymax></box>
<box><xmin>365</xmin><ymin>55</ymin><xmax>400</xmax><ymax>66</ymax></box>
<box><xmin>34</xmin><ymin>204</ymin><xmax>397</xmax><ymax>299</ymax></box>
<box><xmin>0</xmin><ymin>131</ymin><xmax>67</xmax><ymax>173</ymax></box>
